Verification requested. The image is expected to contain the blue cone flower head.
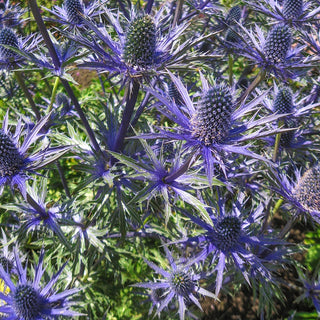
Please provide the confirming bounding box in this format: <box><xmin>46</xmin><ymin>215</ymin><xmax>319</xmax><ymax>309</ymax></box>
<box><xmin>65</xmin><ymin>0</ymin><xmax>84</xmax><ymax>25</ymax></box>
<box><xmin>191</xmin><ymin>84</ymin><xmax>233</xmax><ymax>145</ymax></box>
<box><xmin>293</xmin><ymin>165</ymin><xmax>320</xmax><ymax>212</ymax></box>
<box><xmin>133</xmin><ymin>245</ymin><xmax>216</xmax><ymax>320</ymax></box>
<box><xmin>0</xmin><ymin>27</ymin><xmax>18</xmax><ymax>59</ymax></box>
<box><xmin>273</xmin><ymin>86</ymin><xmax>293</xmax><ymax>114</ymax></box>
<box><xmin>283</xmin><ymin>0</ymin><xmax>303</xmax><ymax>19</ymax></box>
<box><xmin>123</xmin><ymin>15</ymin><xmax>156</xmax><ymax>68</ymax></box>
<box><xmin>264</xmin><ymin>24</ymin><xmax>292</xmax><ymax>65</ymax></box>
<box><xmin>0</xmin><ymin>111</ymin><xmax>71</xmax><ymax>198</ymax></box>
<box><xmin>0</xmin><ymin>249</ymin><xmax>81</xmax><ymax>319</ymax></box>
<box><xmin>225</xmin><ymin>5</ymin><xmax>241</xmax><ymax>25</ymax></box>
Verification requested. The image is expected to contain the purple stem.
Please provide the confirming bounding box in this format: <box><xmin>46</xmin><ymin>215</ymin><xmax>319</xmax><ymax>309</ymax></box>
<box><xmin>28</xmin><ymin>0</ymin><xmax>102</xmax><ymax>155</ymax></box>
<box><xmin>117</xmin><ymin>0</ymin><xmax>129</xmax><ymax>19</ymax></box>
<box><xmin>112</xmin><ymin>80</ymin><xmax>140</xmax><ymax>156</ymax></box>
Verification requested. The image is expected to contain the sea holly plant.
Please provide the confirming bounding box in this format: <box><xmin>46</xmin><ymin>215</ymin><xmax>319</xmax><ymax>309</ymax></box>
<box><xmin>0</xmin><ymin>0</ymin><xmax>319</xmax><ymax>319</ymax></box>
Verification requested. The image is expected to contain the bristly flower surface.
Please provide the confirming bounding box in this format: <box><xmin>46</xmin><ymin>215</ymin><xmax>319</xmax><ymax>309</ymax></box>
<box><xmin>133</xmin><ymin>245</ymin><xmax>216</xmax><ymax>320</ymax></box>
<box><xmin>0</xmin><ymin>112</ymin><xmax>70</xmax><ymax>198</ymax></box>
<box><xmin>145</xmin><ymin>72</ymin><xmax>286</xmax><ymax>181</ymax></box>
<box><xmin>0</xmin><ymin>249</ymin><xmax>81</xmax><ymax>319</ymax></box>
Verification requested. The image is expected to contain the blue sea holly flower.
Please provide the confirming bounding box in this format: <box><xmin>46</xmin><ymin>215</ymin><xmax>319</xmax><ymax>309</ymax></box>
<box><xmin>72</xmin><ymin>6</ymin><xmax>214</xmax><ymax>81</ymax></box>
<box><xmin>44</xmin><ymin>0</ymin><xmax>104</xmax><ymax>28</ymax></box>
<box><xmin>0</xmin><ymin>249</ymin><xmax>81</xmax><ymax>319</ymax></box>
<box><xmin>0</xmin><ymin>1</ymin><xmax>24</xmax><ymax>28</ymax></box>
<box><xmin>133</xmin><ymin>245</ymin><xmax>217</xmax><ymax>320</ymax></box>
<box><xmin>234</xmin><ymin>23</ymin><xmax>306</xmax><ymax>79</ymax></box>
<box><xmin>177</xmin><ymin>194</ymin><xmax>276</xmax><ymax>296</ymax></box>
<box><xmin>146</xmin><ymin>72</ymin><xmax>286</xmax><ymax>181</ymax></box>
<box><xmin>271</xmin><ymin>165</ymin><xmax>320</xmax><ymax>223</ymax></box>
<box><xmin>246</xmin><ymin>0</ymin><xmax>320</xmax><ymax>28</ymax></box>
<box><xmin>0</xmin><ymin>112</ymin><xmax>70</xmax><ymax>198</ymax></box>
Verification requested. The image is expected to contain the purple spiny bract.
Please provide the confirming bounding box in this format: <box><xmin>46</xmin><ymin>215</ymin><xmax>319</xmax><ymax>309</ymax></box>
<box><xmin>191</xmin><ymin>84</ymin><xmax>233</xmax><ymax>145</ymax></box>
<box><xmin>0</xmin><ymin>27</ymin><xmax>18</xmax><ymax>58</ymax></box>
<box><xmin>293</xmin><ymin>166</ymin><xmax>320</xmax><ymax>212</ymax></box>
<box><xmin>0</xmin><ymin>129</ymin><xmax>24</xmax><ymax>177</ymax></box>
<box><xmin>283</xmin><ymin>0</ymin><xmax>303</xmax><ymax>19</ymax></box>
<box><xmin>123</xmin><ymin>15</ymin><xmax>156</xmax><ymax>67</ymax></box>
<box><xmin>65</xmin><ymin>0</ymin><xmax>84</xmax><ymax>24</ymax></box>
<box><xmin>264</xmin><ymin>25</ymin><xmax>292</xmax><ymax>64</ymax></box>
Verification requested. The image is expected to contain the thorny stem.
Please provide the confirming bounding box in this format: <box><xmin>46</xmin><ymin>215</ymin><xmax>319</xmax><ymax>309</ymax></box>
<box><xmin>112</xmin><ymin>79</ymin><xmax>140</xmax><ymax>158</ymax></box>
<box><xmin>278</xmin><ymin>215</ymin><xmax>296</xmax><ymax>239</ymax></box>
<box><xmin>14</xmin><ymin>71</ymin><xmax>41</xmax><ymax>121</ymax></box>
<box><xmin>173</xmin><ymin>0</ymin><xmax>185</xmax><ymax>27</ymax></box>
<box><xmin>48</xmin><ymin>77</ymin><xmax>60</xmax><ymax>112</ymax></box>
<box><xmin>56</xmin><ymin>161</ymin><xmax>71</xmax><ymax>198</ymax></box>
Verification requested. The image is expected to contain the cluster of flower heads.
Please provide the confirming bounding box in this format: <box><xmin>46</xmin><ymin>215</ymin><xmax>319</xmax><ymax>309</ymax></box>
<box><xmin>0</xmin><ymin>0</ymin><xmax>320</xmax><ymax>319</ymax></box>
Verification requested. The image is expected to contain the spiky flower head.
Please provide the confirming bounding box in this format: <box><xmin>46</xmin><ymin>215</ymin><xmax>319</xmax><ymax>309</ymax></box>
<box><xmin>170</xmin><ymin>271</ymin><xmax>196</xmax><ymax>297</ymax></box>
<box><xmin>0</xmin><ymin>27</ymin><xmax>18</xmax><ymax>59</ymax></box>
<box><xmin>264</xmin><ymin>25</ymin><xmax>292</xmax><ymax>64</ymax></box>
<box><xmin>168</xmin><ymin>81</ymin><xmax>183</xmax><ymax>106</ymax></box>
<box><xmin>225</xmin><ymin>28</ymin><xmax>240</xmax><ymax>44</ymax></box>
<box><xmin>226</xmin><ymin>6</ymin><xmax>241</xmax><ymax>25</ymax></box>
<box><xmin>273</xmin><ymin>86</ymin><xmax>293</xmax><ymax>114</ymax></box>
<box><xmin>13</xmin><ymin>284</ymin><xmax>42</xmax><ymax>319</ymax></box>
<box><xmin>123</xmin><ymin>15</ymin><xmax>156</xmax><ymax>68</ymax></box>
<box><xmin>192</xmin><ymin>84</ymin><xmax>234</xmax><ymax>145</ymax></box>
<box><xmin>293</xmin><ymin>165</ymin><xmax>320</xmax><ymax>212</ymax></box>
<box><xmin>0</xmin><ymin>255</ymin><xmax>13</xmax><ymax>273</ymax></box>
<box><xmin>213</xmin><ymin>216</ymin><xmax>242</xmax><ymax>251</ymax></box>
<box><xmin>280</xmin><ymin>118</ymin><xmax>296</xmax><ymax>147</ymax></box>
<box><xmin>65</xmin><ymin>0</ymin><xmax>84</xmax><ymax>25</ymax></box>
<box><xmin>0</xmin><ymin>129</ymin><xmax>24</xmax><ymax>177</ymax></box>
<box><xmin>283</xmin><ymin>0</ymin><xmax>303</xmax><ymax>19</ymax></box>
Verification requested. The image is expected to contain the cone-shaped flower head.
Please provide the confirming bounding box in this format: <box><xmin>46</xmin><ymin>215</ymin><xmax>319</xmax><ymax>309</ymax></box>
<box><xmin>170</xmin><ymin>271</ymin><xmax>195</xmax><ymax>297</ymax></box>
<box><xmin>213</xmin><ymin>216</ymin><xmax>242</xmax><ymax>251</ymax></box>
<box><xmin>264</xmin><ymin>25</ymin><xmax>292</xmax><ymax>64</ymax></box>
<box><xmin>168</xmin><ymin>81</ymin><xmax>183</xmax><ymax>106</ymax></box>
<box><xmin>0</xmin><ymin>255</ymin><xmax>13</xmax><ymax>273</ymax></box>
<box><xmin>13</xmin><ymin>284</ymin><xmax>42</xmax><ymax>319</ymax></box>
<box><xmin>192</xmin><ymin>84</ymin><xmax>234</xmax><ymax>145</ymax></box>
<box><xmin>283</xmin><ymin>0</ymin><xmax>303</xmax><ymax>19</ymax></box>
<box><xmin>225</xmin><ymin>28</ymin><xmax>240</xmax><ymax>44</ymax></box>
<box><xmin>123</xmin><ymin>15</ymin><xmax>156</xmax><ymax>68</ymax></box>
<box><xmin>293</xmin><ymin>165</ymin><xmax>320</xmax><ymax>212</ymax></box>
<box><xmin>65</xmin><ymin>0</ymin><xmax>84</xmax><ymax>24</ymax></box>
<box><xmin>274</xmin><ymin>87</ymin><xmax>293</xmax><ymax>114</ymax></box>
<box><xmin>56</xmin><ymin>92</ymin><xmax>70</xmax><ymax>109</ymax></box>
<box><xmin>0</xmin><ymin>129</ymin><xmax>24</xmax><ymax>177</ymax></box>
<box><xmin>280</xmin><ymin>118</ymin><xmax>296</xmax><ymax>147</ymax></box>
<box><xmin>226</xmin><ymin>6</ymin><xmax>241</xmax><ymax>25</ymax></box>
<box><xmin>0</xmin><ymin>27</ymin><xmax>19</xmax><ymax>59</ymax></box>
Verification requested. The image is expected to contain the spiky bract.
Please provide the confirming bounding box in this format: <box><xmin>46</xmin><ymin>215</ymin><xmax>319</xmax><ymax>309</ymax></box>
<box><xmin>283</xmin><ymin>0</ymin><xmax>303</xmax><ymax>19</ymax></box>
<box><xmin>123</xmin><ymin>15</ymin><xmax>156</xmax><ymax>67</ymax></box>
<box><xmin>0</xmin><ymin>27</ymin><xmax>18</xmax><ymax>58</ymax></box>
<box><xmin>0</xmin><ymin>129</ymin><xmax>24</xmax><ymax>177</ymax></box>
<box><xmin>293</xmin><ymin>166</ymin><xmax>320</xmax><ymax>212</ymax></box>
<box><xmin>264</xmin><ymin>25</ymin><xmax>292</xmax><ymax>64</ymax></box>
<box><xmin>192</xmin><ymin>85</ymin><xmax>233</xmax><ymax>145</ymax></box>
<box><xmin>65</xmin><ymin>0</ymin><xmax>84</xmax><ymax>24</ymax></box>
